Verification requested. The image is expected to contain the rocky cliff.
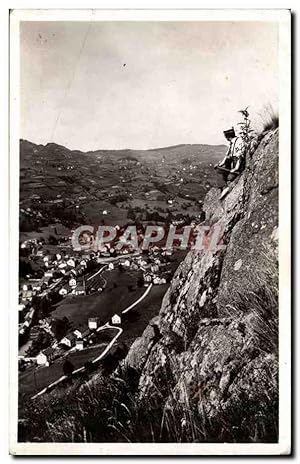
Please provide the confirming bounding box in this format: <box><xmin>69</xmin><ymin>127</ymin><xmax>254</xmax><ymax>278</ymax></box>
<box><xmin>125</xmin><ymin>129</ymin><xmax>279</xmax><ymax>442</ymax></box>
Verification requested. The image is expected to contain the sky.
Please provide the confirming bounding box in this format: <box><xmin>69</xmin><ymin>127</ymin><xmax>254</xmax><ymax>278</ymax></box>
<box><xmin>20</xmin><ymin>21</ymin><xmax>278</xmax><ymax>151</ymax></box>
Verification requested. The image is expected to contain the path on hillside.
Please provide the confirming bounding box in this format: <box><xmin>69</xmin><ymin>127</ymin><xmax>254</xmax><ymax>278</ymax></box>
<box><xmin>30</xmin><ymin>284</ymin><xmax>153</xmax><ymax>400</ymax></box>
<box><xmin>122</xmin><ymin>283</ymin><xmax>152</xmax><ymax>314</ymax></box>
<box><xmin>86</xmin><ymin>265</ymin><xmax>107</xmax><ymax>282</ymax></box>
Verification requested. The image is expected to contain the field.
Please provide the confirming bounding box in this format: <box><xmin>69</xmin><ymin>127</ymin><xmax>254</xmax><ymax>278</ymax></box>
<box><xmin>19</xmin><ymin>282</ymin><xmax>169</xmax><ymax>399</ymax></box>
<box><xmin>19</xmin><ymin>139</ymin><xmax>226</xmax><ymax>231</ymax></box>
<box><xmin>51</xmin><ymin>268</ymin><xmax>145</xmax><ymax>330</ymax></box>
<box><xmin>20</xmin><ymin>224</ymin><xmax>71</xmax><ymax>244</ymax></box>
<box><xmin>80</xmin><ymin>200</ymin><xmax>129</xmax><ymax>225</ymax></box>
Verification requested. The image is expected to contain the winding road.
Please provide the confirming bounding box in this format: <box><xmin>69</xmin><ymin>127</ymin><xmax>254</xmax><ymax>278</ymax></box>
<box><xmin>30</xmin><ymin>283</ymin><xmax>152</xmax><ymax>400</ymax></box>
<box><xmin>31</xmin><ymin>324</ymin><xmax>123</xmax><ymax>399</ymax></box>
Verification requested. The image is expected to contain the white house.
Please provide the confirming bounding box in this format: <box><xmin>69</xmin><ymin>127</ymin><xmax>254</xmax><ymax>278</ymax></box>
<box><xmin>108</xmin><ymin>262</ymin><xmax>114</xmax><ymax>271</ymax></box>
<box><xmin>44</xmin><ymin>270</ymin><xmax>53</xmax><ymax>278</ymax></box>
<box><xmin>36</xmin><ymin>352</ymin><xmax>49</xmax><ymax>366</ymax></box>
<box><xmin>75</xmin><ymin>339</ymin><xmax>84</xmax><ymax>351</ymax></box>
<box><xmin>151</xmin><ymin>264</ymin><xmax>159</xmax><ymax>273</ymax></box>
<box><xmin>111</xmin><ymin>314</ymin><xmax>121</xmax><ymax>325</ymax></box>
<box><xmin>153</xmin><ymin>277</ymin><xmax>167</xmax><ymax>285</ymax></box>
<box><xmin>73</xmin><ymin>329</ymin><xmax>83</xmax><ymax>338</ymax></box>
<box><xmin>58</xmin><ymin>262</ymin><xmax>67</xmax><ymax>269</ymax></box>
<box><xmin>36</xmin><ymin>347</ymin><xmax>54</xmax><ymax>367</ymax></box>
<box><xmin>69</xmin><ymin>277</ymin><xmax>77</xmax><ymax>287</ymax></box>
<box><xmin>75</xmin><ymin>286</ymin><xmax>85</xmax><ymax>296</ymax></box>
<box><xmin>164</xmin><ymin>250</ymin><xmax>172</xmax><ymax>256</ymax></box>
<box><xmin>67</xmin><ymin>258</ymin><xmax>76</xmax><ymax>268</ymax></box>
<box><xmin>22</xmin><ymin>290</ymin><xmax>33</xmax><ymax>301</ymax></box>
<box><xmin>32</xmin><ymin>284</ymin><xmax>41</xmax><ymax>292</ymax></box>
<box><xmin>59</xmin><ymin>288</ymin><xmax>68</xmax><ymax>297</ymax></box>
<box><xmin>143</xmin><ymin>273</ymin><xmax>152</xmax><ymax>284</ymax></box>
<box><xmin>60</xmin><ymin>333</ymin><xmax>76</xmax><ymax>348</ymax></box>
<box><xmin>88</xmin><ymin>317</ymin><xmax>99</xmax><ymax>330</ymax></box>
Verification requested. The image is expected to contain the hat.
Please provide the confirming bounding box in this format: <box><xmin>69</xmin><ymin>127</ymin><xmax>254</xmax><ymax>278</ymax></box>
<box><xmin>223</xmin><ymin>127</ymin><xmax>235</xmax><ymax>138</ymax></box>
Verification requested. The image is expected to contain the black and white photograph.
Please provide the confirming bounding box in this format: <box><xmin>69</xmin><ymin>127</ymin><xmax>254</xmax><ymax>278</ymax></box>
<box><xmin>9</xmin><ymin>9</ymin><xmax>291</xmax><ymax>455</ymax></box>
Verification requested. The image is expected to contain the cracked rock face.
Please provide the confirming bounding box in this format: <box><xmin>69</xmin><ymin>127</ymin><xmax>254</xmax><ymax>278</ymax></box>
<box><xmin>125</xmin><ymin>129</ymin><xmax>279</xmax><ymax>442</ymax></box>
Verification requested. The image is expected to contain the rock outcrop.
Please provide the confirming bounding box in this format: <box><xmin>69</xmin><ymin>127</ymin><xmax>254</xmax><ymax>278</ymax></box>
<box><xmin>125</xmin><ymin>129</ymin><xmax>279</xmax><ymax>442</ymax></box>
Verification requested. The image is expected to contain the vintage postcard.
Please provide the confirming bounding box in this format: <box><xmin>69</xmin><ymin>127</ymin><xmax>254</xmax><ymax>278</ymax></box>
<box><xmin>9</xmin><ymin>9</ymin><xmax>291</xmax><ymax>455</ymax></box>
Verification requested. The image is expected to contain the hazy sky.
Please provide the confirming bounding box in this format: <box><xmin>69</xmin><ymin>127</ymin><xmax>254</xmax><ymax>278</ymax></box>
<box><xmin>20</xmin><ymin>21</ymin><xmax>278</xmax><ymax>150</ymax></box>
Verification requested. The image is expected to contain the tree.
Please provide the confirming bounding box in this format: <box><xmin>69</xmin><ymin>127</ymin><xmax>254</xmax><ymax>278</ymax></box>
<box><xmin>127</xmin><ymin>209</ymin><xmax>135</xmax><ymax>221</ymax></box>
<box><xmin>51</xmin><ymin>317</ymin><xmax>71</xmax><ymax>341</ymax></box>
<box><xmin>36</xmin><ymin>297</ymin><xmax>51</xmax><ymax>319</ymax></box>
<box><xmin>35</xmin><ymin>269</ymin><xmax>44</xmax><ymax>279</ymax></box>
<box><xmin>49</xmin><ymin>235</ymin><xmax>58</xmax><ymax>245</ymax></box>
<box><xmin>238</xmin><ymin>106</ymin><xmax>255</xmax><ymax>160</ymax></box>
<box><xmin>26</xmin><ymin>331</ymin><xmax>52</xmax><ymax>357</ymax></box>
<box><xmin>19</xmin><ymin>259</ymin><xmax>33</xmax><ymax>278</ymax></box>
<box><xmin>63</xmin><ymin>359</ymin><xmax>74</xmax><ymax>376</ymax></box>
<box><xmin>84</xmin><ymin>361</ymin><xmax>94</xmax><ymax>374</ymax></box>
<box><xmin>49</xmin><ymin>291</ymin><xmax>63</xmax><ymax>305</ymax></box>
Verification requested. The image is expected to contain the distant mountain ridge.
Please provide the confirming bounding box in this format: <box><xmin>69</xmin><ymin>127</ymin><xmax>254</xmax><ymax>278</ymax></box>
<box><xmin>20</xmin><ymin>139</ymin><xmax>227</xmax><ymax>162</ymax></box>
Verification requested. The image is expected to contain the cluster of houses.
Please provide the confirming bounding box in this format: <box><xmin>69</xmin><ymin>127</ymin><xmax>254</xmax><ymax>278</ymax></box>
<box><xmin>19</xmin><ymin>233</ymin><xmax>174</xmax><ymax>370</ymax></box>
<box><xmin>143</xmin><ymin>272</ymin><xmax>167</xmax><ymax>286</ymax></box>
<box><xmin>19</xmin><ymin>249</ymin><xmax>100</xmax><ymax>338</ymax></box>
<box><xmin>19</xmin><ymin>250</ymin><xmax>93</xmax><ymax>305</ymax></box>
<box><xmin>19</xmin><ymin>306</ymin><xmax>35</xmax><ymax>335</ymax></box>
<box><xmin>20</xmin><ymin>207</ymin><xmax>44</xmax><ymax>220</ymax></box>
<box><xmin>36</xmin><ymin>314</ymin><xmax>122</xmax><ymax>367</ymax></box>
<box><xmin>134</xmin><ymin>253</ymin><xmax>169</xmax><ymax>286</ymax></box>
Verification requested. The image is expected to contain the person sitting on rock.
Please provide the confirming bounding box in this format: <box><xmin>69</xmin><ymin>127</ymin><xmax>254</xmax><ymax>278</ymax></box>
<box><xmin>215</xmin><ymin>127</ymin><xmax>245</xmax><ymax>183</ymax></box>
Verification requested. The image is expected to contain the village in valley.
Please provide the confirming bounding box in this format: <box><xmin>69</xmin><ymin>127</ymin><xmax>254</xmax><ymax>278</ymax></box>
<box><xmin>18</xmin><ymin>229</ymin><xmax>186</xmax><ymax>396</ymax></box>
<box><xmin>18</xmin><ymin>139</ymin><xmax>225</xmax><ymax>400</ymax></box>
